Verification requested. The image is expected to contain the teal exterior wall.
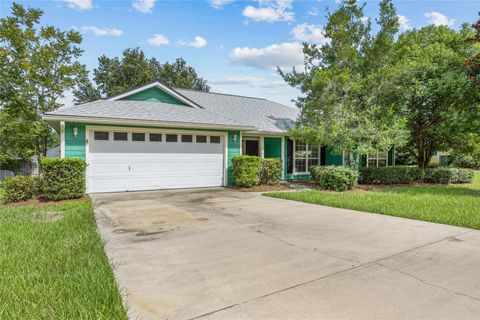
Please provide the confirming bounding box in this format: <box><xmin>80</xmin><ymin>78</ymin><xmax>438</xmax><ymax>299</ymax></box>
<box><xmin>264</xmin><ymin>137</ymin><xmax>282</xmax><ymax>158</ymax></box>
<box><xmin>120</xmin><ymin>87</ymin><xmax>185</xmax><ymax>105</ymax></box>
<box><xmin>325</xmin><ymin>147</ymin><xmax>343</xmax><ymax>166</ymax></box>
<box><xmin>65</xmin><ymin>122</ymin><xmax>86</xmax><ymax>160</ymax></box>
<box><xmin>227</xmin><ymin>131</ymin><xmax>241</xmax><ymax>185</ymax></box>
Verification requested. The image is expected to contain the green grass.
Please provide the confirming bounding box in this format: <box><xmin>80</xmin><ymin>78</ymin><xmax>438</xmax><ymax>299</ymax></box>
<box><xmin>0</xmin><ymin>200</ymin><xmax>127</xmax><ymax>319</ymax></box>
<box><xmin>267</xmin><ymin>172</ymin><xmax>480</xmax><ymax>229</ymax></box>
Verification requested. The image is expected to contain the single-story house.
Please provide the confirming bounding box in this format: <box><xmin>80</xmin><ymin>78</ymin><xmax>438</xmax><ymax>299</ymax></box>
<box><xmin>43</xmin><ymin>81</ymin><xmax>395</xmax><ymax>193</ymax></box>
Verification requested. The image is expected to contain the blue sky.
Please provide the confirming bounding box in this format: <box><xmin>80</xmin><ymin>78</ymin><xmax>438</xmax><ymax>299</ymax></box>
<box><xmin>1</xmin><ymin>0</ymin><xmax>479</xmax><ymax>107</ymax></box>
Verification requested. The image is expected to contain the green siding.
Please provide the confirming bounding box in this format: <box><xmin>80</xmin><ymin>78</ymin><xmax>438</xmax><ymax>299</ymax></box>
<box><xmin>284</xmin><ymin>137</ymin><xmax>289</xmax><ymax>180</ymax></box>
<box><xmin>264</xmin><ymin>137</ymin><xmax>282</xmax><ymax>158</ymax></box>
<box><xmin>325</xmin><ymin>147</ymin><xmax>343</xmax><ymax>166</ymax></box>
<box><xmin>227</xmin><ymin>131</ymin><xmax>241</xmax><ymax>185</ymax></box>
<box><xmin>388</xmin><ymin>145</ymin><xmax>395</xmax><ymax>166</ymax></box>
<box><xmin>120</xmin><ymin>87</ymin><xmax>185</xmax><ymax>105</ymax></box>
<box><xmin>65</xmin><ymin>122</ymin><xmax>86</xmax><ymax>160</ymax></box>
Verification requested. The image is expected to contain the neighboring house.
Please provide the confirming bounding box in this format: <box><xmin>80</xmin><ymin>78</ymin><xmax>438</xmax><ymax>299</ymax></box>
<box><xmin>430</xmin><ymin>151</ymin><xmax>450</xmax><ymax>167</ymax></box>
<box><xmin>43</xmin><ymin>81</ymin><xmax>395</xmax><ymax>193</ymax></box>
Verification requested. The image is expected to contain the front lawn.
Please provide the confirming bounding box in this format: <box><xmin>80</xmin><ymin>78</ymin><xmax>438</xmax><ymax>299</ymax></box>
<box><xmin>267</xmin><ymin>172</ymin><xmax>480</xmax><ymax>229</ymax></box>
<box><xmin>0</xmin><ymin>200</ymin><xmax>127</xmax><ymax>319</ymax></box>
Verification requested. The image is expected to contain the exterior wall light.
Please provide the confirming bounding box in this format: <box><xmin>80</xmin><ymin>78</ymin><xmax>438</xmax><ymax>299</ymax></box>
<box><xmin>73</xmin><ymin>127</ymin><xmax>78</xmax><ymax>138</ymax></box>
<box><xmin>233</xmin><ymin>134</ymin><xmax>238</xmax><ymax>143</ymax></box>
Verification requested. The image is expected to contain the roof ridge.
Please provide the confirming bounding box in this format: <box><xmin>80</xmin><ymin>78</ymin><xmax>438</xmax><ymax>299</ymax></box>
<box><xmin>175</xmin><ymin>88</ymin><xmax>267</xmax><ymax>101</ymax></box>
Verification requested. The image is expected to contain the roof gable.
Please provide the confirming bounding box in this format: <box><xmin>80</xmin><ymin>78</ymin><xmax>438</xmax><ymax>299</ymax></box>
<box><xmin>107</xmin><ymin>81</ymin><xmax>202</xmax><ymax>108</ymax></box>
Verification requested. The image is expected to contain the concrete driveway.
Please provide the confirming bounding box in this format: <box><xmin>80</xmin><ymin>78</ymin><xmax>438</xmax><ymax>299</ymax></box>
<box><xmin>91</xmin><ymin>188</ymin><xmax>480</xmax><ymax>320</ymax></box>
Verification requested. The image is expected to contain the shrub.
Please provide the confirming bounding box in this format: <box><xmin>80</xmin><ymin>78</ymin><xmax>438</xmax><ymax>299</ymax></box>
<box><xmin>424</xmin><ymin>167</ymin><xmax>474</xmax><ymax>184</ymax></box>
<box><xmin>450</xmin><ymin>153</ymin><xmax>480</xmax><ymax>169</ymax></box>
<box><xmin>260</xmin><ymin>158</ymin><xmax>282</xmax><ymax>185</ymax></box>
<box><xmin>1</xmin><ymin>176</ymin><xmax>37</xmax><ymax>203</ymax></box>
<box><xmin>309</xmin><ymin>165</ymin><xmax>320</xmax><ymax>181</ymax></box>
<box><xmin>359</xmin><ymin>166</ymin><xmax>423</xmax><ymax>184</ymax></box>
<box><xmin>313</xmin><ymin>166</ymin><xmax>358</xmax><ymax>191</ymax></box>
<box><xmin>232</xmin><ymin>155</ymin><xmax>261</xmax><ymax>187</ymax></box>
<box><xmin>41</xmin><ymin>158</ymin><xmax>87</xmax><ymax>201</ymax></box>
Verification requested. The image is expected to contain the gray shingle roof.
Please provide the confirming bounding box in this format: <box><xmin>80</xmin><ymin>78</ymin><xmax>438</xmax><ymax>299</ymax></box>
<box><xmin>176</xmin><ymin>89</ymin><xmax>299</xmax><ymax>133</ymax></box>
<box><xmin>44</xmin><ymin>88</ymin><xmax>299</xmax><ymax>133</ymax></box>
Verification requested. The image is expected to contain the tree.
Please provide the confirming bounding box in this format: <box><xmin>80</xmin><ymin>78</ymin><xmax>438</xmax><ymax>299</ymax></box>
<box><xmin>0</xmin><ymin>3</ymin><xmax>86</xmax><ymax>161</ymax></box>
<box><xmin>74</xmin><ymin>48</ymin><xmax>210</xmax><ymax>103</ymax></box>
<box><xmin>465</xmin><ymin>13</ymin><xmax>480</xmax><ymax>84</ymax></box>
<box><xmin>280</xmin><ymin>0</ymin><xmax>406</xmax><ymax>168</ymax></box>
<box><xmin>378</xmin><ymin>26</ymin><xmax>480</xmax><ymax>169</ymax></box>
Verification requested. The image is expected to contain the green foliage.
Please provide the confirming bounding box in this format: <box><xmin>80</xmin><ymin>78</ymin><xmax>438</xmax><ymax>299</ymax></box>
<box><xmin>424</xmin><ymin>168</ymin><xmax>474</xmax><ymax>184</ymax></box>
<box><xmin>359</xmin><ymin>166</ymin><xmax>423</xmax><ymax>184</ymax></box>
<box><xmin>232</xmin><ymin>156</ymin><xmax>261</xmax><ymax>187</ymax></box>
<box><xmin>266</xmin><ymin>172</ymin><xmax>480</xmax><ymax>230</ymax></box>
<box><xmin>260</xmin><ymin>158</ymin><xmax>282</xmax><ymax>185</ymax></box>
<box><xmin>1</xmin><ymin>176</ymin><xmax>37</xmax><ymax>203</ymax></box>
<box><xmin>378</xmin><ymin>25</ymin><xmax>480</xmax><ymax>168</ymax></box>
<box><xmin>312</xmin><ymin>166</ymin><xmax>358</xmax><ymax>191</ymax></box>
<box><xmin>0</xmin><ymin>200</ymin><xmax>127</xmax><ymax>318</ymax></box>
<box><xmin>0</xmin><ymin>3</ymin><xmax>87</xmax><ymax>161</ymax></box>
<box><xmin>451</xmin><ymin>153</ymin><xmax>480</xmax><ymax>169</ymax></box>
<box><xmin>281</xmin><ymin>0</ymin><xmax>407</xmax><ymax>169</ymax></box>
<box><xmin>40</xmin><ymin>158</ymin><xmax>86</xmax><ymax>201</ymax></box>
<box><xmin>74</xmin><ymin>48</ymin><xmax>210</xmax><ymax>103</ymax></box>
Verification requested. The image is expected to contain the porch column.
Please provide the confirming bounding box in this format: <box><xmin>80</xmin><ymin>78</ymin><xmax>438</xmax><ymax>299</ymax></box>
<box><xmin>260</xmin><ymin>136</ymin><xmax>265</xmax><ymax>158</ymax></box>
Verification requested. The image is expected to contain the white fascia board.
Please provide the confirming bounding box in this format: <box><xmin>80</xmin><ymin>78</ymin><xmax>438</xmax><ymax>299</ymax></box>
<box><xmin>107</xmin><ymin>81</ymin><xmax>202</xmax><ymax>109</ymax></box>
<box><xmin>243</xmin><ymin>130</ymin><xmax>288</xmax><ymax>137</ymax></box>
<box><xmin>42</xmin><ymin>115</ymin><xmax>256</xmax><ymax>131</ymax></box>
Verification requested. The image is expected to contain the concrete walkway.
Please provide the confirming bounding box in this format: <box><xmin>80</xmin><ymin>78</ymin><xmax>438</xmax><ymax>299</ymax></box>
<box><xmin>91</xmin><ymin>188</ymin><xmax>480</xmax><ymax>320</ymax></box>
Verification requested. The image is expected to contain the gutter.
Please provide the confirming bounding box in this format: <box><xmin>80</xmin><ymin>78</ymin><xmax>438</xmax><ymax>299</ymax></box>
<box><xmin>42</xmin><ymin>114</ymin><xmax>257</xmax><ymax>131</ymax></box>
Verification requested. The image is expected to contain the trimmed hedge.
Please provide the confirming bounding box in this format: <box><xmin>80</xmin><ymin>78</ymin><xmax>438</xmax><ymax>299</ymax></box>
<box><xmin>260</xmin><ymin>158</ymin><xmax>282</xmax><ymax>185</ymax></box>
<box><xmin>1</xmin><ymin>176</ymin><xmax>38</xmax><ymax>203</ymax></box>
<box><xmin>312</xmin><ymin>166</ymin><xmax>358</xmax><ymax>191</ymax></box>
<box><xmin>232</xmin><ymin>155</ymin><xmax>261</xmax><ymax>187</ymax></box>
<box><xmin>359</xmin><ymin>166</ymin><xmax>423</xmax><ymax>184</ymax></box>
<box><xmin>424</xmin><ymin>168</ymin><xmax>474</xmax><ymax>184</ymax></box>
<box><xmin>359</xmin><ymin>166</ymin><xmax>474</xmax><ymax>185</ymax></box>
<box><xmin>41</xmin><ymin>158</ymin><xmax>87</xmax><ymax>201</ymax></box>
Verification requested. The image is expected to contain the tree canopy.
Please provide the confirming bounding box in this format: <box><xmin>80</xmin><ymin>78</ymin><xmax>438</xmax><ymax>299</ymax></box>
<box><xmin>281</xmin><ymin>0</ymin><xmax>480</xmax><ymax>168</ymax></box>
<box><xmin>74</xmin><ymin>48</ymin><xmax>210</xmax><ymax>104</ymax></box>
<box><xmin>0</xmin><ymin>3</ymin><xmax>86</xmax><ymax>163</ymax></box>
<box><xmin>281</xmin><ymin>0</ymin><xmax>407</xmax><ymax>168</ymax></box>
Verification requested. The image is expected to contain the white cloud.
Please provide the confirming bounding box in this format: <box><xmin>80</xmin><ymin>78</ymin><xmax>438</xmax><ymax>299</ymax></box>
<box><xmin>209</xmin><ymin>0</ymin><xmax>235</xmax><ymax>9</ymax></box>
<box><xmin>308</xmin><ymin>7</ymin><xmax>318</xmax><ymax>16</ymax></box>
<box><xmin>292</xmin><ymin>23</ymin><xmax>328</xmax><ymax>44</ymax></box>
<box><xmin>209</xmin><ymin>76</ymin><xmax>286</xmax><ymax>88</ymax></box>
<box><xmin>178</xmin><ymin>36</ymin><xmax>207</xmax><ymax>48</ymax></box>
<box><xmin>243</xmin><ymin>0</ymin><xmax>294</xmax><ymax>23</ymax></box>
<box><xmin>147</xmin><ymin>34</ymin><xmax>170</xmax><ymax>46</ymax></box>
<box><xmin>229</xmin><ymin>42</ymin><xmax>304</xmax><ymax>70</ymax></box>
<box><xmin>424</xmin><ymin>12</ymin><xmax>455</xmax><ymax>27</ymax></box>
<box><xmin>132</xmin><ymin>0</ymin><xmax>155</xmax><ymax>13</ymax></box>
<box><xmin>397</xmin><ymin>15</ymin><xmax>411</xmax><ymax>30</ymax></box>
<box><xmin>62</xmin><ymin>0</ymin><xmax>92</xmax><ymax>11</ymax></box>
<box><xmin>79</xmin><ymin>26</ymin><xmax>123</xmax><ymax>37</ymax></box>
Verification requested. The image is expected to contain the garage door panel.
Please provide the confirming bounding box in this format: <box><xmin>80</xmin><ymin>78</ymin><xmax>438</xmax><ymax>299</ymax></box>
<box><xmin>87</xmin><ymin>130</ymin><xmax>225</xmax><ymax>193</ymax></box>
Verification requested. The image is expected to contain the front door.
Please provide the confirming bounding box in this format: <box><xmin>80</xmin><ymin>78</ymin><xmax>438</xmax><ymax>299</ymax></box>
<box><xmin>244</xmin><ymin>140</ymin><xmax>259</xmax><ymax>156</ymax></box>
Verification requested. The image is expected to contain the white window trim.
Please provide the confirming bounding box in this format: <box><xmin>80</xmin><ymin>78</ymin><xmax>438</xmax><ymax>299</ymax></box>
<box><xmin>293</xmin><ymin>141</ymin><xmax>321</xmax><ymax>174</ymax></box>
<box><xmin>366</xmin><ymin>150</ymin><xmax>389</xmax><ymax>168</ymax></box>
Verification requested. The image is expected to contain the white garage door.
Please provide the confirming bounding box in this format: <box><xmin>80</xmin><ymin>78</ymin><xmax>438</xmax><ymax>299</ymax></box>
<box><xmin>87</xmin><ymin>128</ymin><xmax>225</xmax><ymax>193</ymax></box>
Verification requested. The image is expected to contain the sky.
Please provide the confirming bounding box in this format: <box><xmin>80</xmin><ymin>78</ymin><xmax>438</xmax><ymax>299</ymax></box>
<box><xmin>1</xmin><ymin>0</ymin><xmax>479</xmax><ymax>107</ymax></box>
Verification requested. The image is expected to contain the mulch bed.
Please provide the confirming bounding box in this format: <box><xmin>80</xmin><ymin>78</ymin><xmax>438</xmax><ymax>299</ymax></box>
<box><xmin>4</xmin><ymin>195</ymin><xmax>89</xmax><ymax>208</ymax></box>
<box><xmin>229</xmin><ymin>184</ymin><xmax>293</xmax><ymax>192</ymax></box>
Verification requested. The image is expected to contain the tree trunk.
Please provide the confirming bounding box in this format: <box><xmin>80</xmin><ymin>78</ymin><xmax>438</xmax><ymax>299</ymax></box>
<box><xmin>355</xmin><ymin>152</ymin><xmax>360</xmax><ymax>170</ymax></box>
<box><xmin>349</xmin><ymin>151</ymin><xmax>354</xmax><ymax>169</ymax></box>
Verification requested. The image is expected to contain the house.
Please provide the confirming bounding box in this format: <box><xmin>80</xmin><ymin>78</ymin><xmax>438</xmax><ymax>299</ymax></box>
<box><xmin>43</xmin><ymin>81</ymin><xmax>394</xmax><ymax>193</ymax></box>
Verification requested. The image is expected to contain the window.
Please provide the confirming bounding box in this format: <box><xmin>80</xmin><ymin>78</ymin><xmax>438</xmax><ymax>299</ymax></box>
<box><xmin>294</xmin><ymin>141</ymin><xmax>321</xmax><ymax>173</ymax></box>
<box><xmin>294</xmin><ymin>142</ymin><xmax>307</xmax><ymax>172</ymax></box>
<box><xmin>132</xmin><ymin>133</ymin><xmax>145</xmax><ymax>142</ymax></box>
<box><xmin>166</xmin><ymin>134</ymin><xmax>178</xmax><ymax>142</ymax></box>
<box><xmin>181</xmin><ymin>134</ymin><xmax>193</xmax><ymax>143</ymax></box>
<box><xmin>149</xmin><ymin>133</ymin><xmax>162</xmax><ymax>142</ymax></box>
<box><xmin>94</xmin><ymin>131</ymin><xmax>109</xmax><ymax>141</ymax></box>
<box><xmin>114</xmin><ymin>132</ymin><xmax>127</xmax><ymax>141</ymax></box>
<box><xmin>210</xmin><ymin>136</ymin><xmax>220</xmax><ymax>144</ymax></box>
<box><xmin>367</xmin><ymin>151</ymin><xmax>388</xmax><ymax>167</ymax></box>
<box><xmin>196</xmin><ymin>135</ymin><xmax>207</xmax><ymax>143</ymax></box>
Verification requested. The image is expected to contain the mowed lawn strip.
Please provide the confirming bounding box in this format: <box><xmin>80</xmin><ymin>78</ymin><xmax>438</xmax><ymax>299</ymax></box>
<box><xmin>266</xmin><ymin>172</ymin><xmax>480</xmax><ymax>230</ymax></box>
<box><xmin>0</xmin><ymin>199</ymin><xmax>127</xmax><ymax>319</ymax></box>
